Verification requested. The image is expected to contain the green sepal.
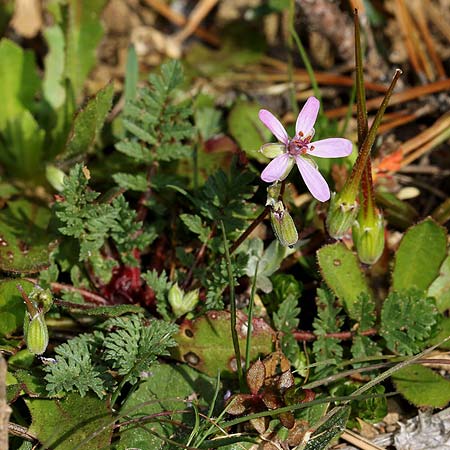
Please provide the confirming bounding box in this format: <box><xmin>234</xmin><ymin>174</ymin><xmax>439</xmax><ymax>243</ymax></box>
<box><xmin>270</xmin><ymin>201</ymin><xmax>298</xmax><ymax>248</ymax></box>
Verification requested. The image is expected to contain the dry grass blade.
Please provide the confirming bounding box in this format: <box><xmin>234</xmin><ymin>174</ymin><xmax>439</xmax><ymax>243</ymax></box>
<box><xmin>394</xmin><ymin>0</ymin><xmax>425</xmax><ymax>80</ymax></box>
<box><xmin>142</xmin><ymin>0</ymin><xmax>220</xmax><ymax>46</ymax></box>
<box><xmin>409</xmin><ymin>0</ymin><xmax>447</xmax><ymax>79</ymax></box>
<box><xmin>262</xmin><ymin>56</ymin><xmax>388</xmax><ymax>92</ymax></box>
<box><xmin>174</xmin><ymin>0</ymin><xmax>220</xmax><ymax>43</ymax></box>
<box><xmin>341</xmin><ymin>429</ymin><xmax>386</xmax><ymax>450</ymax></box>
<box><xmin>375</xmin><ymin>112</ymin><xmax>450</xmax><ymax>174</ymax></box>
<box><xmin>326</xmin><ymin>78</ymin><xmax>450</xmax><ymax>118</ymax></box>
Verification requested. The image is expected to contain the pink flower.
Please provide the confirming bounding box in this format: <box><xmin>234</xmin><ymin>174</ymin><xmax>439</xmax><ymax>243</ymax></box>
<box><xmin>259</xmin><ymin>97</ymin><xmax>353</xmax><ymax>202</ymax></box>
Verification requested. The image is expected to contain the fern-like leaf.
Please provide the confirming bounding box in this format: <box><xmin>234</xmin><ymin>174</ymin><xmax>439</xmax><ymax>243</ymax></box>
<box><xmin>380</xmin><ymin>288</ymin><xmax>439</xmax><ymax>355</ymax></box>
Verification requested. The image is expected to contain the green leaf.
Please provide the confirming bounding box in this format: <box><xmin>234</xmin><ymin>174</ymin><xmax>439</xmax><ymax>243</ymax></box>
<box><xmin>172</xmin><ymin>310</ymin><xmax>274</xmax><ymax>377</ymax></box>
<box><xmin>302</xmin><ymin>406</ymin><xmax>350</xmax><ymax>450</ymax></box>
<box><xmin>0</xmin><ymin>279</ymin><xmax>34</xmax><ymax>336</ymax></box>
<box><xmin>27</xmin><ymin>393</ymin><xmax>112</xmax><ymax>450</ymax></box>
<box><xmin>228</xmin><ymin>101</ymin><xmax>271</xmax><ymax>162</ymax></box>
<box><xmin>64</xmin><ymin>0</ymin><xmax>108</xmax><ymax>97</ymax></box>
<box><xmin>43</xmin><ymin>333</ymin><xmax>105</xmax><ymax>398</ymax></box>
<box><xmin>0</xmin><ymin>200</ymin><xmax>55</xmax><ymax>273</ymax></box>
<box><xmin>0</xmin><ymin>39</ymin><xmax>40</xmax><ymax>128</ymax></box>
<box><xmin>63</xmin><ymin>82</ymin><xmax>114</xmax><ymax>159</ymax></box>
<box><xmin>380</xmin><ymin>289</ymin><xmax>439</xmax><ymax>355</ymax></box>
<box><xmin>312</xmin><ymin>288</ymin><xmax>344</xmax><ymax>375</ymax></box>
<box><xmin>103</xmin><ymin>315</ymin><xmax>178</xmax><ymax>385</ymax></box>
<box><xmin>429</xmin><ymin>317</ymin><xmax>450</xmax><ymax>350</ymax></box>
<box><xmin>272</xmin><ymin>274</ymin><xmax>302</xmax><ymax>331</ymax></box>
<box><xmin>124</xmin><ymin>44</ymin><xmax>138</xmax><ymax>103</ymax></box>
<box><xmin>392</xmin><ymin>365</ymin><xmax>450</xmax><ymax>408</ymax></box>
<box><xmin>317</xmin><ymin>243</ymin><xmax>371</xmax><ymax>319</ymax></box>
<box><xmin>43</xmin><ymin>25</ymin><xmax>66</xmax><ymax>108</ymax></box>
<box><xmin>180</xmin><ymin>214</ymin><xmax>211</xmax><ymax>242</ymax></box>
<box><xmin>392</xmin><ymin>218</ymin><xmax>447</xmax><ymax>292</ymax></box>
<box><xmin>141</xmin><ymin>269</ymin><xmax>172</xmax><ymax>320</ymax></box>
<box><xmin>0</xmin><ymin>110</ymin><xmax>45</xmax><ymax>179</ymax></box>
<box><xmin>243</xmin><ymin>238</ymin><xmax>295</xmax><ymax>293</ymax></box>
<box><xmin>351</xmin><ymin>292</ymin><xmax>376</xmax><ymax>331</ymax></box>
<box><xmin>428</xmin><ymin>254</ymin><xmax>450</xmax><ymax>312</ymax></box>
<box><xmin>118</xmin><ymin>364</ymin><xmax>218</xmax><ymax>450</ymax></box>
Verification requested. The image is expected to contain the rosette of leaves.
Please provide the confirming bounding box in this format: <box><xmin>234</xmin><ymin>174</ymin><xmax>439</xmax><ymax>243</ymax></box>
<box><xmin>227</xmin><ymin>351</ymin><xmax>314</xmax><ymax>445</ymax></box>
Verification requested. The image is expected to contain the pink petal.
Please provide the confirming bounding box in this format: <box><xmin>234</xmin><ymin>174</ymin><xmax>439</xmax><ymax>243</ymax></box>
<box><xmin>306</xmin><ymin>138</ymin><xmax>353</xmax><ymax>158</ymax></box>
<box><xmin>261</xmin><ymin>154</ymin><xmax>293</xmax><ymax>183</ymax></box>
<box><xmin>259</xmin><ymin>109</ymin><xmax>289</xmax><ymax>144</ymax></box>
<box><xmin>295</xmin><ymin>156</ymin><xmax>330</xmax><ymax>202</ymax></box>
<box><xmin>295</xmin><ymin>97</ymin><xmax>320</xmax><ymax>137</ymax></box>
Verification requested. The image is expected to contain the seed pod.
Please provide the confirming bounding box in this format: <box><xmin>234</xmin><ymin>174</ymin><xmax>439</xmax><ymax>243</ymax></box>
<box><xmin>326</xmin><ymin>192</ymin><xmax>359</xmax><ymax>239</ymax></box>
<box><xmin>270</xmin><ymin>201</ymin><xmax>298</xmax><ymax>248</ymax></box>
<box><xmin>24</xmin><ymin>313</ymin><xmax>49</xmax><ymax>355</ymax></box>
<box><xmin>352</xmin><ymin>209</ymin><xmax>385</xmax><ymax>264</ymax></box>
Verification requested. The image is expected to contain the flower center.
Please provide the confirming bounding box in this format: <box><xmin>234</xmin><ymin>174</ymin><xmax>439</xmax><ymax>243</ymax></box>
<box><xmin>287</xmin><ymin>133</ymin><xmax>313</xmax><ymax>156</ymax></box>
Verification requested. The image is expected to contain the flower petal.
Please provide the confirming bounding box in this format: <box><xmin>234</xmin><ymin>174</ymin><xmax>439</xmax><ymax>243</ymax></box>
<box><xmin>295</xmin><ymin>97</ymin><xmax>320</xmax><ymax>137</ymax></box>
<box><xmin>295</xmin><ymin>156</ymin><xmax>330</xmax><ymax>202</ymax></box>
<box><xmin>259</xmin><ymin>109</ymin><xmax>289</xmax><ymax>144</ymax></box>
<box><xmin>306</xmin><ymin>138</ymin><xmax>353</xmax><ymax>158</ymax></box>
<box><xmin>261</xmin><ymin>154</ymin><xmax>294</xmax><ymax>183</ymax></box>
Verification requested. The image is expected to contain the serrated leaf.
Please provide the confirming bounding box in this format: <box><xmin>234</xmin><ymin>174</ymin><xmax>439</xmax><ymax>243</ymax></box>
<box><xmin>180</xmin><ymin>214</ymin><xmax>211</xmax><ymax>242</ymax></box>
<box><xmin>0</xmin><ymin>200</ymin><xmax>56</xmax><ymax>273</ymax></box>
<box><xmin>27</xmin><ymin>393</ymin><xmax>112</xmax><ymax>450</ymax></box>
<box><xmin>317</xmin><ymin>243</ymin><xmax>371</xmax><ymax>320</ymax></box>
<box><xmin>351</xmin><ymin>335</ymin><xmax>381</xmax><ymax>363</ymax></box>
<box><xmin>352</xmin><ymin>293</ymin><xmax>376</xmax><ymax>331</ymax></box>
<box><xmin>44</xmin><ymin>334</ymin><xmax>105</xmax><ymax>398</ymax></box>
<box><xmin>428</xmin><ymin>254</ymin><xmax>450</xmax><ymax>312</ymax></box>
<box><xmin>113</xmin><ymin>172</ymin><xmax>148</xmax><ymax>191</ymax></box>
<box><xmin>380</xmin><ymin>289</ymin><xmax>439</xmax><ymax>355</ymax></box>
<box><xmin>392</xmin><ymin>218</ymin><xmax>447</xmax><ymax>292</ymax></box>
<box><xmin>392</xmin><ymin>364</ymin><xmax>450</xmax><ymax>408</ymax></box>
<box><xmin>63</xmin><ymin>82</ymin><xmax>114</xmax><ymax>159</ymax></box>
<box><xmin>0</xmin><ymin>279</ymin><xmax>34</xmax><ymax>336</ymax></box>
<box><xmin>228</xmin><ymin>101</ymin><xmax>271</xmax><ymax>162</ymax></box>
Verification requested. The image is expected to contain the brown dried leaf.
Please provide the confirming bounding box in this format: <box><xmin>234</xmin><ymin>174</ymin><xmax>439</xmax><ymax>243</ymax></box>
<box><xmin>247</xmin><ymin>359</ymin><xmax>266</xmax><ymax>395</ymax></box>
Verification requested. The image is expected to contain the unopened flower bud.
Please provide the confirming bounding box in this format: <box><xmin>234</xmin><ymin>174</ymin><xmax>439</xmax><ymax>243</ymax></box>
<box><xmin>326</xmin><ymin>192</ymin><xmax>359</xmax><ymax>239</ymax></box>
<box><xmin>46</xmin><ymin>165</ymin><xmax>66</xmax><ymax>192</ymax></box>
<box><xmin>352</xmin><ymin>210</ymin><xmax>385</xmax><ymax>264</ymax></box>
<box><xmin>270</xmin><ymin>201</ymin><xmax>298</xmax><ymax>248</ymax></box>
<box><xmin>168</xmin><ymin>283</ymin><xmax>199</xmax><ymax>318</ymax></box>
<box><xmin>24</xmin><ymin>313</ymin><xmax>49</xmax><ymax>355</ymax></box>
<box><xmin>181</xmin><ymin>290</ymin><xmax>200</xmax><ymax>314</ymax></box>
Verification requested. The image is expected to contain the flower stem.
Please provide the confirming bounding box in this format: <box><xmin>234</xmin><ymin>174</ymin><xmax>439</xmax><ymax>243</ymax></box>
<box><xmin>245</xmin><ymin>261</ymin><xmax>259</xmax><ymax>372</ymax></box>
<box><xmin>221</xmin><ymin>220</ymin><xmax>244</xmax><ymax>389</ymax></box>
<box><xmin>341</xmin><ymin>68</ymin><xmax>402</xmax><ymax>202</ymax></box>
<box><xmin>230</xmin><ymin>181</ymin><xmax>286</xmax><ymax>254</ymax></box>
<box><xmin>229</xmin><ymin>206</ymin><xmax>270</xmax><ymax>254</ymax></box>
